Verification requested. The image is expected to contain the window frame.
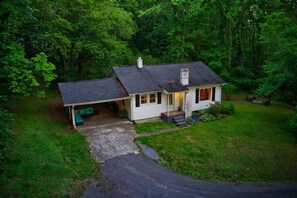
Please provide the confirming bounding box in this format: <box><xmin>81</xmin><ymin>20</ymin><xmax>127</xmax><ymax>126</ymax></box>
<box><xmin>199</xmin><ymin>88</ymin><xmax>211</xmax><ymax>101</ymax></box>
<box><xmin>140</xmin><ymin>94</ymin><xmax>148</xmax><ymax>105</ymax></box>
<box><xmin>139</xmin><ymin>93</ymin><xmax>159</xmax><ymax>106</ymax></box>
<box><xmin>149</xmin><ymin>93</ymin><xmax>156</xmax><ymax>104</ymax></box>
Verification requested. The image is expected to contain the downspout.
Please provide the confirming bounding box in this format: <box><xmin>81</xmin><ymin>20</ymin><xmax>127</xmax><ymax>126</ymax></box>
<box><xmin>184</xmin><ymin>92</ymin><xmax>187</xmax><ymax>118</ymax></box>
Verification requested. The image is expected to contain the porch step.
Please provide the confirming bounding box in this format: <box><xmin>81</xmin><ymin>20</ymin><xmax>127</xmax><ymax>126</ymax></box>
<box><xmin>173</xmin><ymin>116</ymin><xmax>187</xmax><ymax>127</ymax></box>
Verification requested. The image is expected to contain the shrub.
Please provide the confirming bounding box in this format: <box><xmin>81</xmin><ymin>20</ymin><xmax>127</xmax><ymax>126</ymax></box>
<box><xmin>206</xmin><ymin>103</ymin><xmax>220</xmax><ymax>117</ymax></box>
<box><xmin>289</xmin><ymin>105</ymin><xmax>297</xmax><ymax>134</ymax></box>
<box><xmin>192</xmin><ymin>110</ymin><xmax>205</xmax><ymax>116</ymax></box>
<box><xmin>220</xmin><ymin>103</ymin><xmax>235</xmax><ymax>115</ymax></box>
<box><xmin>185</xmin><ymin>117</ymin><xmax>195</xmax><ymax>125</ymax></box>
<box><xmin>119</xmin><ymin>110</ymin><xmax>128</xmax><ymax>118</ymax></box>
<box><xmin>199</xmin><ymin>113</ymin><xmax>218</xmax><ymax>122</ymax></box>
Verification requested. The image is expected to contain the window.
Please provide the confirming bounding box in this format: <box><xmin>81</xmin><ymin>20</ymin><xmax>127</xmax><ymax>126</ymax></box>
<box><xmin>169</xmin><ymin>94</ymin><xmax>173</xmax><ymax>105</ymax></box>
<box><xmin>141</xmin><ymin>95</ymin><xmax>147</xmax><ymax>104</ymax></box>
<box><xmin>200</xmin><ymin>88</ymin><xmax>211</xmax><ymax>101</ymax></box>
<box><xmin>150</xmin><ymin>94</ymin><xmax>156</xmax><ymax>103</ymax></box>
<box><xmin>122</xmin><ymin>100</ymin><xmax>125</xmax><ymax>106</ymax></box>
<box><xmin>138</xmin><ymin>93</ymin><xmax>160</xmax><ymax>106</ymax></box>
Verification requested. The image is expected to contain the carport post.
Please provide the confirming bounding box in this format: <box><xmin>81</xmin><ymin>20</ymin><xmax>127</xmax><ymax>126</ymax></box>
<box><xmin>71</xmin><ymin>105</ymin><xmax>76</xmax><ymax>129</ymax></box>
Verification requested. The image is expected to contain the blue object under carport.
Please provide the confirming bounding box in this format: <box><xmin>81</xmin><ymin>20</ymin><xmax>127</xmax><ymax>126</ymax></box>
<box><xmin>75</xmin><ymin>114</ymin><xmax>84</xmax><ymax>125</ymax></box>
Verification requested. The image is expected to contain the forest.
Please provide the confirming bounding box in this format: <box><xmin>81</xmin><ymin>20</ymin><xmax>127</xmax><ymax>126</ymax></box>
<box><xmin>0</xmin><ymin>0</ymin><xmax>297</xmax><ymax>143</ymax></box>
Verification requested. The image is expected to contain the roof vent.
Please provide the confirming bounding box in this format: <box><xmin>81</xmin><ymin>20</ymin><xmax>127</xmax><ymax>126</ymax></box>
<box><xmin>180</xmin><ymin>68</ymin><xmax>189</xmax><ymax>85</ymax></box>
<box><xmin>137</xmin><ymin>57</ymin><xmax>143</xmax><ymax>69</ymax></box>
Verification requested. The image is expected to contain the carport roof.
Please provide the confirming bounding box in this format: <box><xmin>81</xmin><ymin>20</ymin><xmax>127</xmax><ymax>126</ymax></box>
<box><xmin>58</xmin><ymin>78</ymin><xmax>129</xmax><ymax>106</ymax></box>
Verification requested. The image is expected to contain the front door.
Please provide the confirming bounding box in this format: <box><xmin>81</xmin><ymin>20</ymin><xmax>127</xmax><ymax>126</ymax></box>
<box><xmin>174</xmin><ymin>92</ymin><xmax>184</xmax><ymax>111</ymax></box>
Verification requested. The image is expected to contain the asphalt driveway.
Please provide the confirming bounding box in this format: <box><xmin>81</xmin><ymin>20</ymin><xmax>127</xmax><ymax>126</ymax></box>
<box><xmin>84</xmin><ymin>153</ymin><xmax>297</xmax><ymax>198</ymax></box>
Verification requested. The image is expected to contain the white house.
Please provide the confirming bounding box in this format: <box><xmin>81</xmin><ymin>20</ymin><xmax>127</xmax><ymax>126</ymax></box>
<box><xmin>59</xmin><ymin>58</ymin><xmax>225</xmax><ymax>128</ymax></box>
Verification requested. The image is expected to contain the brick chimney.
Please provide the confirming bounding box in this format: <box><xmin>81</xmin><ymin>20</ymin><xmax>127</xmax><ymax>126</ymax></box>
<box><xmin>137</xmin><ymin>57</ymin><xmax>143</xmax><ymax>69</ymax></box>
<box><xmin>180</xmin><ymin>68</ymin><xmax>189</xmax><ymax>85</ymax></box>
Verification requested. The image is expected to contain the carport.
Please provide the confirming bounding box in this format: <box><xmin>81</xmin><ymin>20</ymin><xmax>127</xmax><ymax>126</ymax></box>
<box><xmin>58</xmin><ymin>78</ymin><xmax>130</xmax><ymax>129</ymax></box>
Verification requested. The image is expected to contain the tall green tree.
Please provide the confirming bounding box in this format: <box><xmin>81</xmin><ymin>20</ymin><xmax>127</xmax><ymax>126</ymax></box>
<box><xmin>0</xmin><ymin>0</ymin><xmax>56</xmax><ymax>97</ymax></box>
<box><xmin>32</xmin><ymin>0</ymin><xmax>136</xmax><ymax>80</ymax></box>
<box><xmin>256</xmin><ymin>11</ymin><xmax>297</xmax><ymax>102</ymax></box>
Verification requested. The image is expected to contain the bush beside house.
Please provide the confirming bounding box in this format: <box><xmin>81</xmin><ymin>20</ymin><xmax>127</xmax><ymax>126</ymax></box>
<box><xmin>192</xmin><ymin>102</ymin><xmax>234</xmax><ymax>122</ymax></box>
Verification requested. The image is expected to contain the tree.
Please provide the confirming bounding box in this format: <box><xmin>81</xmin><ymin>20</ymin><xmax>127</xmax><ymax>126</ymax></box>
<box><xmin>0</xmin><ymin>0</ymin><xmax>56</xmax><ymax>97</ymax></box>
<box><xmin>32</xmin><ymin>0</ymin><xmax>136</xmax><ymax>80</ymax></box>
<box><xmin>2</xmin><ymin>44</ymin><xmax>56</xmax><ymax>97</ymax></box>
<box><xmin>256</xmin><ymin>11</ymin><xmax>297</xmax><ymax>102</ymax></box>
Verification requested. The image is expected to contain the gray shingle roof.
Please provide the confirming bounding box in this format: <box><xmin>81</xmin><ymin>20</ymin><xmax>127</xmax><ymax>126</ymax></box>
<box><xmin>113</xmin><ymin>61</ymin><xmax>225</xmax><ymax>94</ymax></box>
<box><xmin>159</xmin><ymin>81</ymin><xmax>188</xmax><ymax>93</ymax></box>
<box><xmin>58</xmin><ymin>78</ymin><xmax>128</xmax><ymax>106</ymax></box>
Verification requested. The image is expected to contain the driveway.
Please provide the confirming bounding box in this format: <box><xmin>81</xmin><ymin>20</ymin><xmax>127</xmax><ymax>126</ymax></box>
<box><xmin>84</xmin><ymin>153</ymin><xmax>297</xmax><ymax>198</ymax></box>
<box><xmin>84</xmin><ymin>124</ymin><xmax>297</xmax><ymax>198</ymax></box>
<box><xmin>86</xmin><ymin>124</ymin><xmax>138</xmax><ymax>163</ymax></box>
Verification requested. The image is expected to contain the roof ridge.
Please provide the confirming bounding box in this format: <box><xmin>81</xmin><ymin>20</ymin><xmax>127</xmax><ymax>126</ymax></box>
<box><xmin>113</xmin><ymin>61</ymin><xmax>202</xmax><ymax>68</ymax></box>
<box><xmin>58</xmin><ymin>77</ymin><xmax>116</xmax><ymax>85</ymax></box>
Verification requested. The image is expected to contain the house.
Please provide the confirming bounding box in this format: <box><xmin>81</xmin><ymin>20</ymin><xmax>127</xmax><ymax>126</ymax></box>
<box><xmin>58</xmin><ymin>58</ymin><xmax>225</xmax><ymax>129</ymax></box>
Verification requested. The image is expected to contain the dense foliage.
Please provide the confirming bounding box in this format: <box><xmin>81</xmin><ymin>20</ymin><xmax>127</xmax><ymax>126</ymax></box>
<box><xmin>0</xmin><ymin>0</ymin><xmax>296</xmax><ymax>102</ymax></box>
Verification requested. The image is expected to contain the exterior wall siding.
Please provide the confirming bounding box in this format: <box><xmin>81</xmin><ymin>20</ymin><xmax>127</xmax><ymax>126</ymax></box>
<box><xmin>131</xmin><ymin>92</ymin><xmax>172</xmax><ymax>121</ymax></box>
<box><xmin>129</xmin><ymin>85</ymin><xmax>222</xmax><ymax>120</ymax></box>
<box><xmin>186</xmin><ymin>85</ymin><xmax>222</xmax><ymax>117</ymax></box>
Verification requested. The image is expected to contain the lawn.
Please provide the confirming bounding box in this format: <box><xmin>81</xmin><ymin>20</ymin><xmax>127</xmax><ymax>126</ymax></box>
<box><xmin>135</xmin><ymin>121</ymin><xmax>176</xmax><ymax>134</ymax></box>
<box><xmin>0</xmin><ymin>92</ymin><xmax>99</xmax><ymax>197</ymax></box>
<box><xmin>138</xmin><ymin>101</ymin><xmax>297</xmax><ymax>183</ymax></box>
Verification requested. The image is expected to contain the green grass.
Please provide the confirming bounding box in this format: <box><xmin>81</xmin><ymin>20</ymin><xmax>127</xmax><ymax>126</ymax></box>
<box><xmin>0</xmin><ymin>93</ymin><xmax>99</xmax><ymax>197</ymax></box>
<box><xmin>135</xmin><ymin>121</ymin><xmax>176</xmax><ymax>134</ymax></box>
<box><xmin>138</xmin><ymin>101</ymin><xmax>297</xmax><ymax>183</ymax></box>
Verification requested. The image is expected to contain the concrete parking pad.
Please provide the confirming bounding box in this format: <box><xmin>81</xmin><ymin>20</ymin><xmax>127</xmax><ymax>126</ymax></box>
<box><xmin>86</xmin><ymin>124</ymin><xmax>138</xmax><ymax>163</ymax></box>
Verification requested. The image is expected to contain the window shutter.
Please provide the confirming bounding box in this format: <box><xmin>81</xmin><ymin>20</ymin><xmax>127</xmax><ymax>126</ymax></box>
<box><xmin>135</xmin><ymin>95</ymin><xmax>140</xmax><ymax>107</ymax></box>
<box><xmin>157</xmin><ymin>92</ymin><xmax>162</xmax><ymax>104</ymax></box>
<box><xmin>212</xmin><ymin>87</ymin><xmax>216</xmax><ymax>101</ymax></box>
<box><xmin>195</xmin><ymin>88</ymin><xmax>199</xmax><ymax>103</ymax></box>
